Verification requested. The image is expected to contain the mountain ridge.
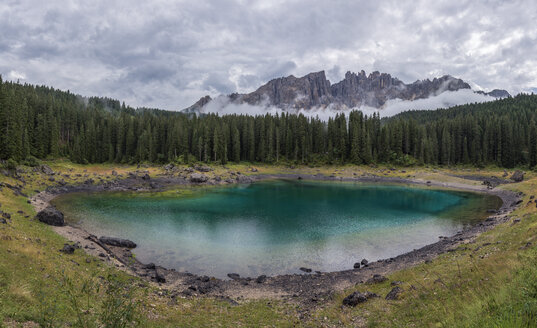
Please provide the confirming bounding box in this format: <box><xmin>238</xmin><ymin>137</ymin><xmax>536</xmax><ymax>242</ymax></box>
<box><xmin>183</xmin><ymin>70</ymin><xmax>510</xmax><ymax>112</ymax></box>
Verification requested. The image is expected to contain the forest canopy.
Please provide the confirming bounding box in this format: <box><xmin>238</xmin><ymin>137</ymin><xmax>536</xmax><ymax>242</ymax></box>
<box><xmin>0</xmin><ymin>76</ymin><xmax>536</xmax><ymax>168</ymax></box>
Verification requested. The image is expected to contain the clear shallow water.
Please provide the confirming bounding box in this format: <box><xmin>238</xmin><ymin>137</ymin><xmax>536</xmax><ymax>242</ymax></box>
<box><xmin>54</xmin><ymin>180</ymin><xmax>501</xmax><ymax>278</ymax></box>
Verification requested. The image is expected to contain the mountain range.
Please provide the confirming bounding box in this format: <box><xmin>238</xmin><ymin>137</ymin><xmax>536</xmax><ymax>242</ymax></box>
<box><xmin>183</xmin><ymin>70</ymin><xmax>510</xmax><ymax>112</ymax></box>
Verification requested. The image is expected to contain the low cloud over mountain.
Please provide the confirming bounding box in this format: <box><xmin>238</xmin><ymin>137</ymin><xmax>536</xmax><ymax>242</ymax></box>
<box><xmin>184</xmin><ymin>70</ymin><xmax>509</xmax><ymax>118</ymax></box>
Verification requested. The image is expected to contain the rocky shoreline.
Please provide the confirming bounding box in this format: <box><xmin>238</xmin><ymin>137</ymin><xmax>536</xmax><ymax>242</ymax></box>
<box><xmin>30</xmin><ymin>169</ymin><xmax>522</xmax><ymax>304</ymax></box>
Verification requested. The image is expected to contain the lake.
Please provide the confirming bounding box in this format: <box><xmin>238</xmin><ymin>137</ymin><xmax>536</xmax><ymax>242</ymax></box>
<box><xmin>53</xmin><ymin>180</ymin><xmax>501</xmax><ymax>278</ymax></box>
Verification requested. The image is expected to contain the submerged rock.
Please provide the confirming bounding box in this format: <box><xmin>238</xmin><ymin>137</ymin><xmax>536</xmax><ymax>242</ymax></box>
<box><xmin>299</xmin><ymin>267</ymin><xmax>312</xmax><ymax>273</ymax></box>
<box><xmin>36</xmin><ymin>206</ymin><xmax>65</xmax><ymax>226</ymax></box>
<box><xmin>236</xmin><ymin>175</ymin><xmax>253</xmax><ymax>184</ymax></box>
<box><xmin>99</xmin><ymin>236</ymin><xmax>137</xmax><ymax>248</ymax></box>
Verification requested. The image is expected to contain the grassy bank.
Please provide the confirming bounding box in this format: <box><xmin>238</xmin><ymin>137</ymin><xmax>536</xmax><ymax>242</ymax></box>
<box><xmin>0</xmin><ymin>159</ymin><xmax>536</xmax><ymax>327</ymax></box>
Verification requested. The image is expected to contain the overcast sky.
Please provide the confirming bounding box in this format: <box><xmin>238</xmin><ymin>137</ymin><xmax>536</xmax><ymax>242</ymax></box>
<box><xmin>1</xmin><ymin>0</ymin><xmax>536</xmax><ymax>110</ymax></box>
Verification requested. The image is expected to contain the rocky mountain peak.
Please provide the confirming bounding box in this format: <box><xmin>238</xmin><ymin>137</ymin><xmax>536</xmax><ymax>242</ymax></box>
<box><xmin>183</xmin><ymin>69</ymin><xmax>510</xmax><ymax>112</ymax></box>
<box><xmin>240</xmin><ymin>70</ymin><xmax>332</xmax><ymax>109</ymax></box>
<box><xmin>476</xmin><ymin>89</ymin><xmax>511</xmax><ymax>98</ymax></box>
<box><xmin>183</xmin><ymin>95</ymin><xmax>212</xmax><ymax>113</ymax></box>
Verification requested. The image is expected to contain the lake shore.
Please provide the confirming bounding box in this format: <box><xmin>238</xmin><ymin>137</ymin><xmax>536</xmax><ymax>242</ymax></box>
<box><xmin>30</xmin><ymin>168</ymin><xmax>522</xmax><ymax>303</ymax></box>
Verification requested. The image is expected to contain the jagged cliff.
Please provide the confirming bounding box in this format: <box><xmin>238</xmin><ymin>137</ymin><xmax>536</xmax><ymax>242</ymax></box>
<box><xmin>183</xmin><ymin>95</ymin><xmax>212</xmax><ymax>113</ymax></box>
<box><xmin>183</xmin><ymin>70</ymin><xmax>509</xmax><ymax>111</ymax></box>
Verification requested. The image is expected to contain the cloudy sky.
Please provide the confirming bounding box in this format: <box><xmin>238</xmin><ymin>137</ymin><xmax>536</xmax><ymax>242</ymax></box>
<box><xmin>1</xmin><ymin>0</ymin><xmax>536</xmax><ymax>110</ymax></box>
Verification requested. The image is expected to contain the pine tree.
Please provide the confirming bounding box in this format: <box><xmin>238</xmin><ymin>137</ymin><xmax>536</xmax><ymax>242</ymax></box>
<box><xmin>529</xmin><ymin>120</ymin><xmax>537</xmax><ymax>168</ymax></box>
<box><xmin>232</xmin><ymin>126</ymin><xmax>240</xmax><ymax>162</ymax></box>
<box><xmin>350</xmin><ymin>124</ymin><xmax>361</xmax><ymax>164</ymax></box>
<box><xmin>441</xmin><ymin>126</ymin><xmax>451</xmax><ymax>165</ymax></box>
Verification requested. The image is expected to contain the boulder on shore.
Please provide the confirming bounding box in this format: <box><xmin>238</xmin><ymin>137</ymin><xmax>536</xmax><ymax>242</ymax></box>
<box><xmin>510</xmin><ymin>170</ymin><xmax>524</xmax><ymax>182</ymax></box>
<box><xmin>190</xmin><ymin>173</ymin><xmax>208</xmax><ymax>183</ymax></box>
<box><xmin>227</xmin><ymin>273</ymin><xmax>240</xmax><ymax>280</ymax></box>
<box><xmin>366</xmin><ymin>274</ymin><xmax>388</xmax><ymax>284</ymax></box>
<box><xmin>342</xmin><ymin>291</ymin><xmax>378</xmax><ymax>307</ymax></box>
<box><xmin>60</xmin><ymin>243</ymin><xmax>76</xmax><ymax>254</ymax></box>
<box><xmin>40</xmin><ymin>164</ymin><xmax>54</xmax><ymax>175</ymax></box>
<box><xmin>195</xmin><ymin>165</ymin><xmax>212</xmax><ymax>172</ymax></box>
<box><xmin>155</xmin><ymin>268</ymin><xmax>166</xmax><ymax>283</ymax></box>
<box><xmin>99</xmin><ymin>236</ymin><xmax>137</xmax><ymax>248</ymax></box>
<box><xmin>385</xmin><ymin>286</ymin><xmax>403</xmax><ymax>300</ymax></box>
<box><xmin>36</xmin><ymin>206</ymin><xmax>65</xmax><ymax>226</ymax></box>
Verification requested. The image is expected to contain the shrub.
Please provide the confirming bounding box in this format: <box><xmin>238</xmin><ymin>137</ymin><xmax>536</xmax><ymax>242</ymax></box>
<box><xmin>52</xmin><ymin>272</ymin><xmax>142</xmax><ymax>327</ymax></box>
<box><xmin>23</xmin><ymin>155</ymin><xmax>40</xmax><ymax>167</ymax></box>
<box><xmin>5</xmin><ymin>158</ymin><xmax>17</xmax><ymax>170</ymax></box>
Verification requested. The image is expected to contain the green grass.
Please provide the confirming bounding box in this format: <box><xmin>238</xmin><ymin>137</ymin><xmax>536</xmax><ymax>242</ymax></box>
<box><xmin>0</xmin><ymin>160</ymin><xmax>536</xmax><ymax>327</ymax></box>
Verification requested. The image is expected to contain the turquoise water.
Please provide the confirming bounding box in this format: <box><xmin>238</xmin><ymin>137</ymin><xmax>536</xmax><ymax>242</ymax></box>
<box><xmin>54</xmin><ymin>180</ymin><xmax>501</xmax><ymax>278</ymax></box>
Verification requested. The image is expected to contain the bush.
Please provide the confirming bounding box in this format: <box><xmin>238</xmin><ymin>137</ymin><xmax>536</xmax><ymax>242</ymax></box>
<box><xmin>5</xmin><ymin>158</ymin><xmax>18</xmax><ymax>170</ymax></box>
<box><xmin>23</xmin><ymin>155</ymin><xmax>40</xmax><ymax>167</ymax></box>
<box><xmin>157</xmin><ymin>153</ymin><xmax>166</xmax><ymax>163</ymax></box>
<box><xmin>52</xmin><ymin>272</ymin><xmax>142</xmax><ymax>327</ymax></box>
<box><xmin>99</xmin><ymin>274</ymin><xmax>141</xmax><ymax>327</ymax></box>
<box><xmin>390</xmin><ymin>153</ymin><xmax>417</xmax><ymax>166</ymax></box>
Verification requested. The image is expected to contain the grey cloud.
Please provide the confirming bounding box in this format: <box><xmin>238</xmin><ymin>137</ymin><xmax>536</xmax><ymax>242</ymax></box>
<box><xmin>326</xmin><ymin>65</ymin><xmax>343</xmax><ymax>84</ymax></box>
<box><xmin>0</xmin><ymin>0</ymin><xmax>535</xmax><ymax>110</ymax></box>
<box><xmin>202</xmin><ymin>72</ymin><xmax>236</xmax><ymax>94</ymax></box>
<box><xmin>237</xmin><ymin>74</ymin><xmax>260</xmax><ymax>90</ymax></box>
<box><xmin>259</xmin><ymin>61</ymin><xmax>297</xmax><ymax>82</ymax></box>
<box><xmin>125</xmin><ymin>64</ymin><xmax>176</xmax><ymax>83</ymax></box>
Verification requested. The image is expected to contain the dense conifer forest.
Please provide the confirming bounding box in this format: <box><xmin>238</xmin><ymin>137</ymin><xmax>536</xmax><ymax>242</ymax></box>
<box><xmin>0</xmin><ymin>76</ymin><xmax>536</xmax><ymax>168</ymax></box>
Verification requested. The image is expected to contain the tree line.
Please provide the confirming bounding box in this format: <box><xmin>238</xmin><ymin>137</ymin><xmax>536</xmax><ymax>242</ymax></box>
<box><xmin>1</xmin><ymin>76</ymin><xmax>536</xmax><ymax>168</ymax></box>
